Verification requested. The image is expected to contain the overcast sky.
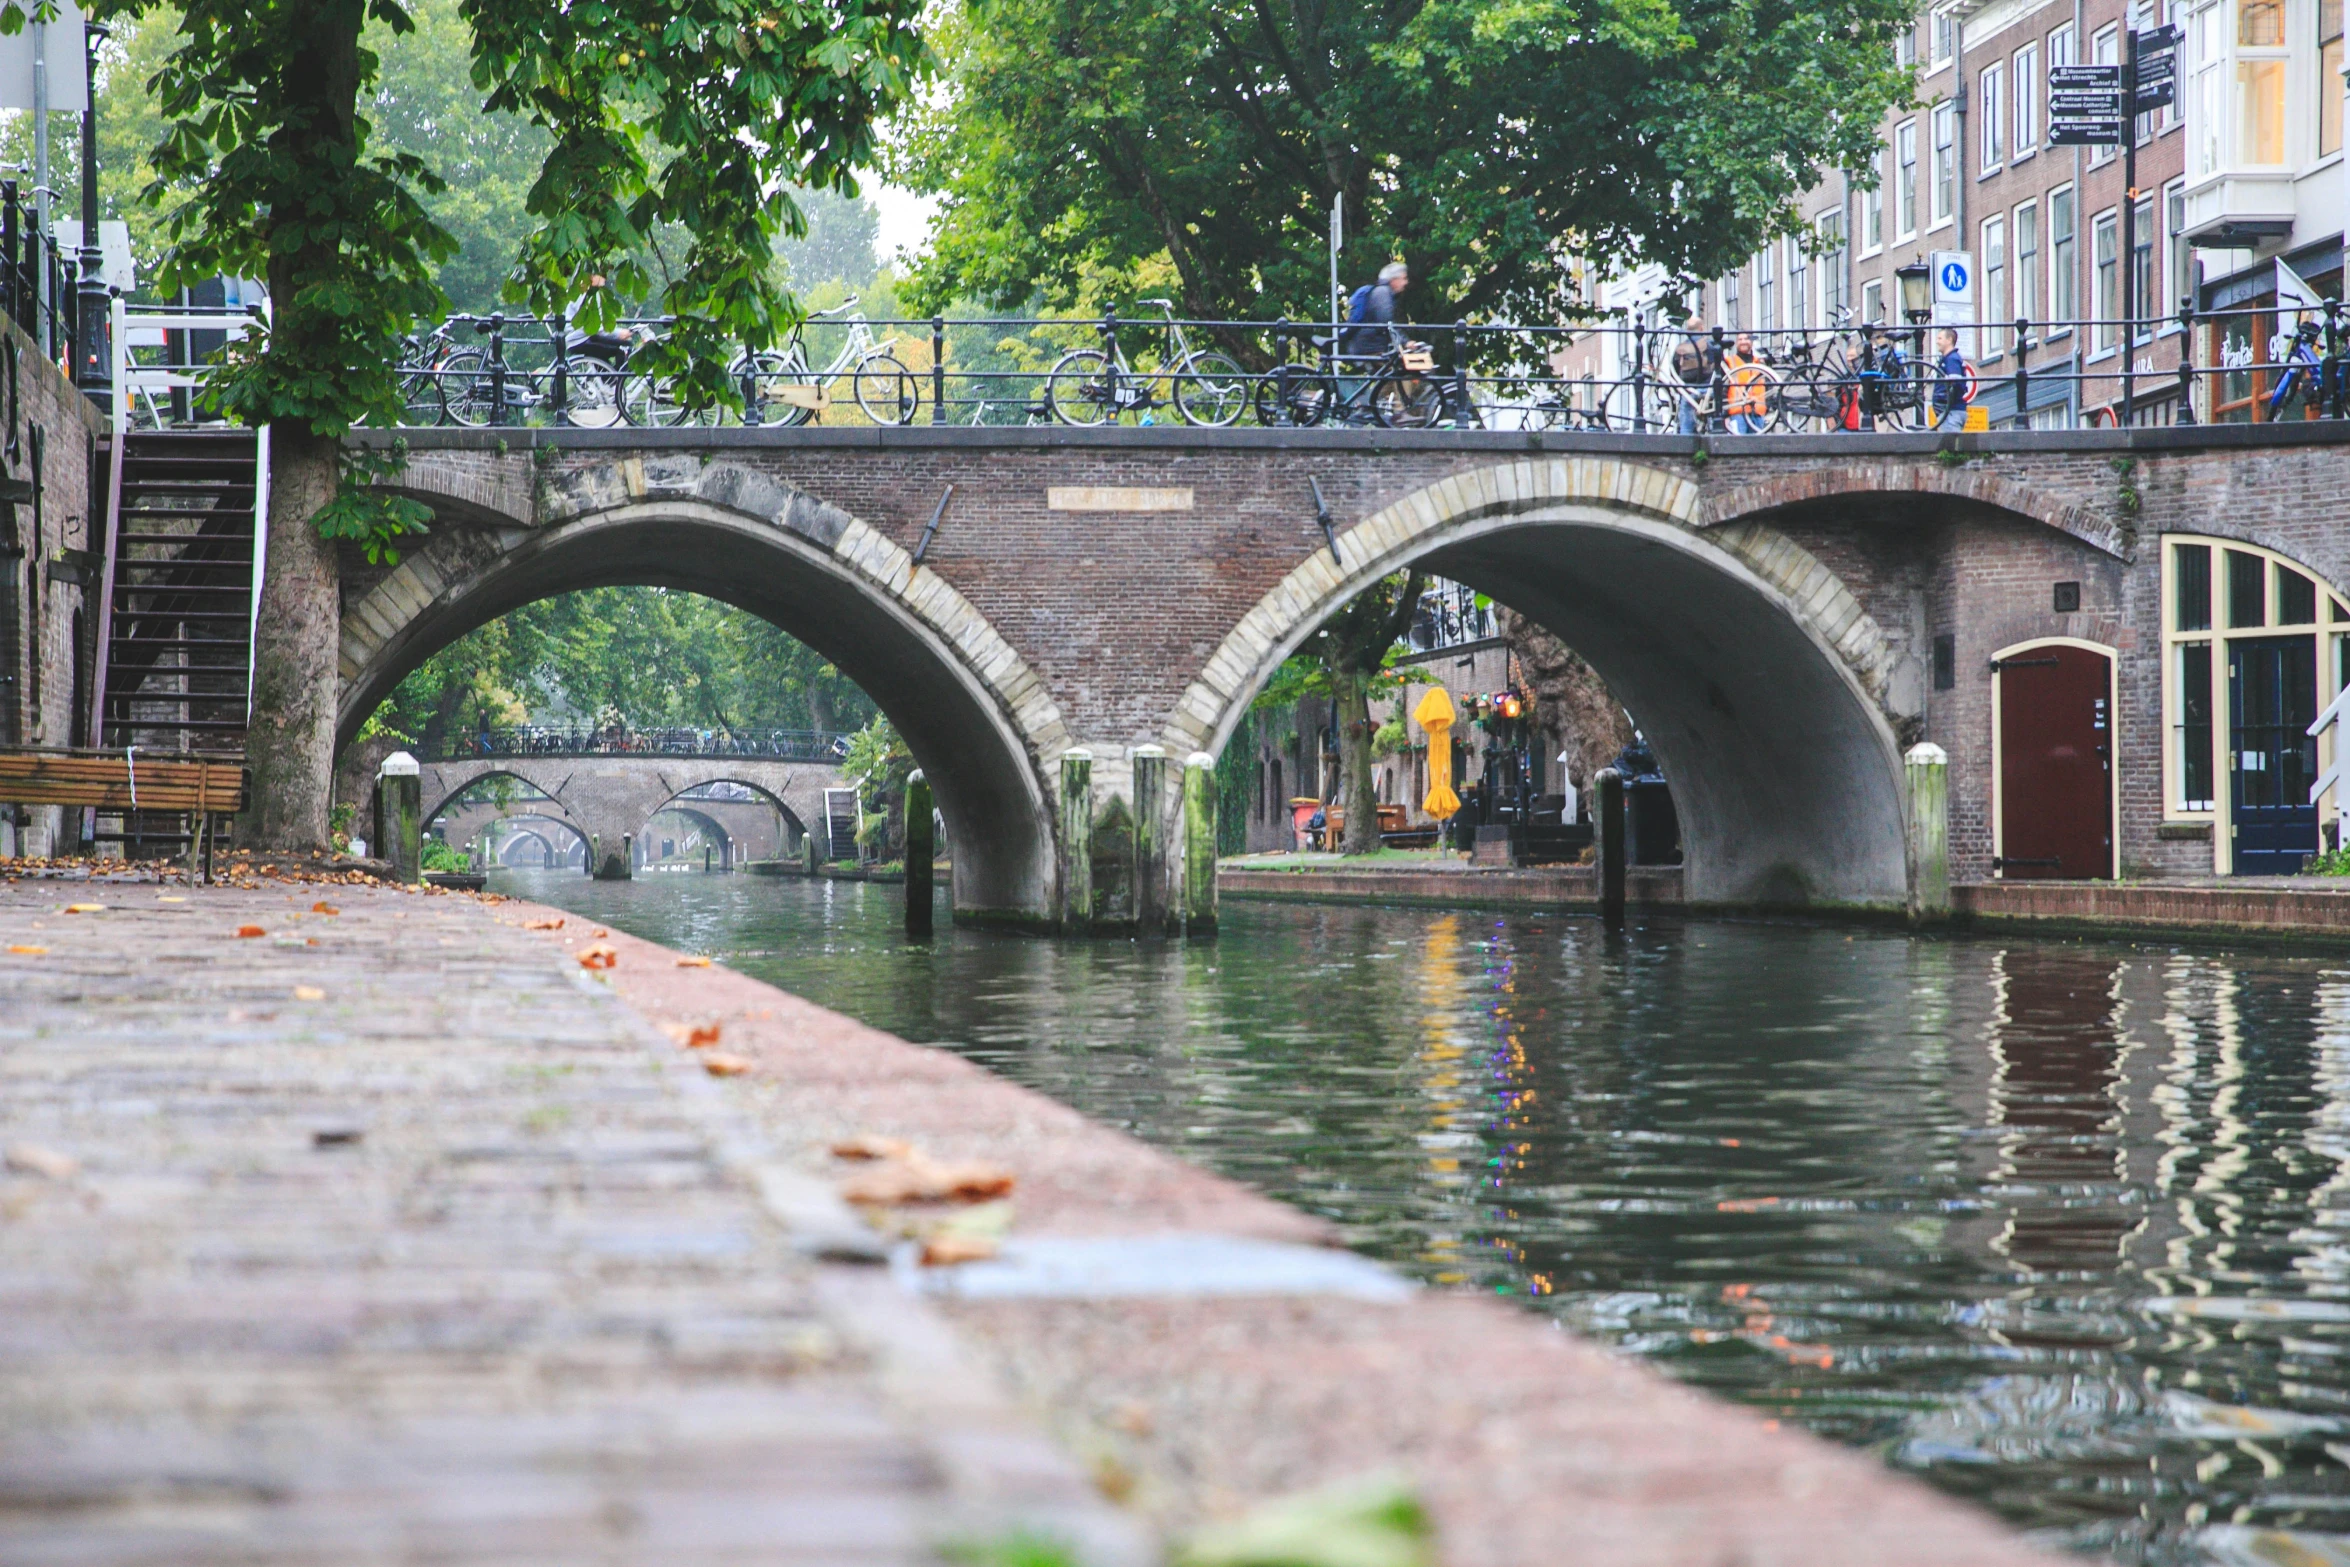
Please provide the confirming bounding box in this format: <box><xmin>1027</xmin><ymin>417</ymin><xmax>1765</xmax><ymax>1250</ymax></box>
<box><xmin>871</xmin><ymin>184</ymin><xmax>941</xmax><ymax>266</ymax></box>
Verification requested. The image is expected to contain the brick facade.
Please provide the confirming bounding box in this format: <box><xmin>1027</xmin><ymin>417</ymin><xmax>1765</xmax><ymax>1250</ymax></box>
<box><xmin>344</xmin><ymin>422</ymin><xmax>2350</xmax><ymax>919</ymax></box>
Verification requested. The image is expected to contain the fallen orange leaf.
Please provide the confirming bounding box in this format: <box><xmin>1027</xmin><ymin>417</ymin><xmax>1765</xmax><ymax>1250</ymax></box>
<box><xmin>921</xmin><ymin>1233</ymin><xmax>1000</xmax><ymax>1266</ymax></box>
<box><xmin>840</xmin><ymin>1155</ymin><xmax>1015</xmax><ymax>1206</ymax></box>
<box><xmin>311</xmin><ymin>902</ymin><xmax>339</xmax><ymax>915</ymax></box>
<box><xmin>578</xmin><ymin>945</ymin><xmax>617</xmax><ymax>970</ymax></box>
<box><xmin>293</xmin><ymin>986</ymin><xmax>325</xmax><ymax>1002</ymax></box>
<box><xmin>675</xmin><ymin>955</ymin><xmax>712</xmax><ymax>968</ymax></box>
<box><xmin>62</xmin><ymin>903</ymin><xmax>102</xmax><ymax>914</ymax></box>
<box><xmin>235</xmin><ymin>925</ymin><xmax>266</xmax><ymax>939</ymax></box>
<box><xmin>7</xmin><ymin>944</ymin><xmax>46</xmax><ymax>955</ymax></box>
<box><xmin>701</xmin><ymin>1051</ymin><xmax>754</xmax><ymax>1077</ymax></box>
<box><xmin>685</xmin><ymin>1022</ymin><xmax>721</xmax><ymax>1049</ymax></box>
<box><xmin>524</xmin><ymin>918</ymin><xmax>564</xmax><ymax>930</ymax></box>
<box><xmin>831</xmin><ymin>1133</ymin><xmax>914</xmax><ymax>1161</ymax></box>
<box><xmin>592</xmin><ymin>927</ymin><xmax>609</xmax><ymax>938</ymax></box>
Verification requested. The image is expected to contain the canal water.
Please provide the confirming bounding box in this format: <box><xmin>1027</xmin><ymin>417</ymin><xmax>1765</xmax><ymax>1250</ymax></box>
<box><xmin>498</xmin><ymin>867</ymin><xmax>2350</xmax><ymax>1566</ymax></box>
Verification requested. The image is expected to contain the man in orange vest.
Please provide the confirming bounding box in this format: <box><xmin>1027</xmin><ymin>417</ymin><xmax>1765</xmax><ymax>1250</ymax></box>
<box><xmin>1722</xmin><ymin>332</ymin><xmax>1774</xmax><ymax>434</ymax></box>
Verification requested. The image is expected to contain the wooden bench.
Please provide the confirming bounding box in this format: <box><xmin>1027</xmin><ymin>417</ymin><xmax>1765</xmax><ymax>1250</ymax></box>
<box><xmin>0</xmin><ymin>749</ymin><xmax>246</xmax><ymax>876</ymax></box>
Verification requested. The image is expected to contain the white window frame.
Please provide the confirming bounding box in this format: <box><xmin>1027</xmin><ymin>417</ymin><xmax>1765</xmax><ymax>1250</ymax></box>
<box><xmin>1896</xmin><ymin>119</ymin><xmax>1920</xmax><ymax>241</ymax></box>
<box><xmin>2013</xmin><ymin>42</ymin><xmax>2041</xmax><ymax>157</ymax></box>
<box><xmin>2048</xmin><ymin>183</ymin><xmax>2077</xmax><ymax>335</ymax></box>
<box><xmin>2014</xmin><ymin>198</ymin><xmax>2041</xmax><ymax>325</ymax></box>
<box><xmin>1863</xmin><ymin>277</ymin><xmax>1886</xmax><ymax>325</ymax></box>
<box><xmin>1981</xmin><ymin>63</ymin><xmax>2006</xmax><ymax>173</ymax></box>
<box><xmin>2159</xmin><ymin>535</ymin><xmax>2350</xmax><ymax>870</ymax></box>
<box><xmin>1982</xmin><ymin>214</ymin><xmax>2009</xmax><ymax>359</ymax></box>
<box><xmin>1931</xmin><ymin>100</ymin><xmax>1957</xmax><ymax>228</ymax></box>
<box><xmin>1817</xmin><ymin>208</ymin><xmax>1848</xmax><ymax>322</ymax></box>
<box><xmin>2091</xmin><ymin>25</ymin><xmax>2122</xmax><ymax>166</ymax></box>
<box><xmin>2092</xmin><ymin>206</ymin><xmax>2120</xmax><ymax>355</ymax></box>
<box><xmin>1863</xmin><ymin>145</ymin><xmax>1885</xmax><ymax>256</ymax></box>
<box><xmin>2162</xmin><ymin>178</ymin><xmax>2188</xmax><ymax>331</ymax></box>
<box><xmin>2049</xmin><ymin>19</ymin><xmax>2076</xmax><ymax>69</ymax></box>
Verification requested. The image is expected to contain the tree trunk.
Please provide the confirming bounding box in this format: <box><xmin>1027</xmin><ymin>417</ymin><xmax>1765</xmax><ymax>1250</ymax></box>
<box><xmin>1496</xmin><ymin>605</ymin><xmax>1632</xmax><ymax>815</ymax></box>
<box><xmin>1335</xmin><ymin>667</ymin><xmax>1383</xmax><ymax>855</ymax></box>
<box><xmin>237</xmin><ymin>427</ymin><xmax>340</xmax><ymax>852</ymax></box>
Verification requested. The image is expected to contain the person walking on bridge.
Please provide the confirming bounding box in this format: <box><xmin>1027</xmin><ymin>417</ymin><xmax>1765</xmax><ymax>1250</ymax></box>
<box><xmin>1722</xmin><ymin>331</ymin><xmax>1774</xmax><ymax>434</ymax></box>
<box><xmin>1340</xmin><ymin>261</ymin><xmax>1410</xmax><ymax>421</ymax></box>
<box><xmin>1669</xmin><ymin>313</ymin><xmax>1714</xmax><ymax>435</ymax></box>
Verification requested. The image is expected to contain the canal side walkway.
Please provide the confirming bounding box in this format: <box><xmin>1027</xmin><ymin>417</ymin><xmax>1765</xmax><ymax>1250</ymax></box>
<box><xmin>0</xmin><ymin>875</ymin><xmax>2063</xmax><ymax>1566</ymax></box>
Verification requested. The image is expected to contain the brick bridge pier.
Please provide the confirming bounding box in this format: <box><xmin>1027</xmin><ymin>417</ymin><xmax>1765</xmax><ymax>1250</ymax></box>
<box><xmin>335</xmin><ymin>423</ymin><xmax>2350</xmax><ymax>927</ymax></box>
<box><xmin>418</xmin><ymin>755</ymin><xmax>839</xmax><ymax>878</ymax></box>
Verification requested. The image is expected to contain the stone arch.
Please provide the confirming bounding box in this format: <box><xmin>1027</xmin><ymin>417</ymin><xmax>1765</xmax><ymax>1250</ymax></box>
<box><xmin>341</xmin><ymin>460</ymin><xmax>1069</xmax><ymax>921</ymax></box>
<box><xmin>423</xmin><ymin>768</ymin><xmax>579</xmax><ymax>835</ymax></box>
<box><xmin>1699</xmin><ymin>463</ymin><xmax>2127</xmax><ymax>558</ymax></box>
<box><xmin>655</xmin><ymin>778</ymin><xmax>810</xmax><ymax>865</ymax></box>
<box><xmin>1167</xmin><ymin>457</ymin><xmax>1916</xmax><ymax>906</ymax></box>
<box><xmin>492</xmin><ymin>821</ymin><xmax>576</xmax><ymax>868</ymax></box>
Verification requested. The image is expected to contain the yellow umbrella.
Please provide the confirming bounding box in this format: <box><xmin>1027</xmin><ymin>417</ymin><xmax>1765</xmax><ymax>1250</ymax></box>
<box><xmin>1414</xmin><ymin>687</ymin><xmax>1460</xmax><ymax>820</ymax></box>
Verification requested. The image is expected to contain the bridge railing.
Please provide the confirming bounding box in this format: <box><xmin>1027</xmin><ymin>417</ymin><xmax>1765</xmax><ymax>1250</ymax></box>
<box><xmin>129</xmin><ymin>298</ymin><xmax>2350</xmax><ymax>436</ymax></box>
<box><xmin>426</xmin><ymin>726</ymin><xmax>852</xmax><ymax>762</ymax></box>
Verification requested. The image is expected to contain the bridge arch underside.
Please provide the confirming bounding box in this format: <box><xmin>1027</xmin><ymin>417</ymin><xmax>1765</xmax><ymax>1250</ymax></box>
<box><xmin>1298</xmin><ymin>509</ymin><xmax>1907</xmax><ymax>907</ymax></box>
<box><xmin>341</xmin><ymin>506</ymin><xmax>1052</xmax><ymax>918</ymax></box>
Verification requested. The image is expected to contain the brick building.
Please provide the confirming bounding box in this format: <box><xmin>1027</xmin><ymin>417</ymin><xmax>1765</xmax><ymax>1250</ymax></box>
<box><xmin>1563</xmin><ymin>0</ymin><xmax>2345</xmax><ymax>428</ymax></box>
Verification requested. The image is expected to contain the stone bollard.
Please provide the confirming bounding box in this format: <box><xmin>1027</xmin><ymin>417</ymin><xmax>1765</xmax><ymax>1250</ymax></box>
<box><xmin>904</xmin><ymin>770</ymin><xmax>935</xmax><ymax>938</ymax></box>
<box><xmin>1595</xmin><ymin>766</ymin><xmax>1625</xmax><ymax>929</ymax></box>
<box><xmin>1059</xmin><ymin>749</ymin><xmax>1093</xmax><ymax>932</ymax></box>
<box><xmin>1132</xmin><ymin>745</ymin><xmax>1169</xmax><ymax>936</ymax></box>
<box><xmin>1183</xmin><ymin>752</ymin><xmax>1217</xmax><ymax>937</ymax></box>
<box><xmin>377</xmin><ymin>752</ymin><xmax>422</xmax><ymax>884</ymax></box>
<box><xmin>804</xmin><ymin>827</ymin><xmax>820</xmax><ymax>877</ymax></box>
<box><xmin>1905</xmin><ymin>742</ymin><xmax>1951</xmax><ymax>921</ymax></box>
<box><xmin>588</xmin><ymin>834</ymin><xmax>601</xmax><ymax>878</ymax></box>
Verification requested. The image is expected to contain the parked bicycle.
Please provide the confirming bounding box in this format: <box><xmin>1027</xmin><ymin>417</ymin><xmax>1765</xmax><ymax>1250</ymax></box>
<box><xmin>1045</xmin><ymin>300</ymin><xmax>1249</xmax><ymax>426</ymax></box>
<box><xmin>1252</xmin><ymin>323</ymin><xmax>1447</xmax><ymax>429</ymax></box>
<box><xmin>438</xmin><ymin>315</ymin><xmax>636</xmax><ymax>429</ymax></box>
<box><xmin>622</xmin><ymin>298</ymin><xmax>922</xmax><ymax>427</ymax></box>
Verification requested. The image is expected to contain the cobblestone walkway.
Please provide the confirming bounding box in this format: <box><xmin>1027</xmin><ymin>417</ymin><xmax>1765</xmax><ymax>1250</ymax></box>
<box><xmin>0</xmin><ymin>882</ymin><xmax>1132</xmax><ymax>1566</ymax></box>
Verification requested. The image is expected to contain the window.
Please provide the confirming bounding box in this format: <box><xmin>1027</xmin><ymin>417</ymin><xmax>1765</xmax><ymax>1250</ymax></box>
<box><xmin>1865</xmin><ymin>147</ymin><xmax>1885</xmax><ymax>254</ymax></box>
<box><xmin>1899</xmin><ymin>19</ymin><xmax>1920</xmax><ymax>67</ymax></box>
<box><xmin>2049</xmin><ymin>20</ymin><xmax>2075</xmax><ymax>69</ymax></box>
<box><xmin>2050</xmin><ymin>185</ymin><xmax>2077</xmax><ymax>330</ymax></box>
<box><xmin>2164</xmin><ymin>181</ymin><xmax>2190</xmax><ymax>326</ymax></box>
<box><xmin>1723</xmin><ymin>269</ymin><xmax>1742</xmax><ymax>330</ymax></box>
<box><xmin>2324</xmin><ymin>0</ymin><xmax>2344</xmax><ymax>157</ymax></box>
<box><xmin>2094</xmin><ymin>209</ymin><xmax>2119</xmax><ymax>351</ymax></box>
<box><xmin>2092</xmin><ymin>26</ymin><xmax>2121</xmax><ymax>165</ymax></box>
<box><xmin>1757</xmin><ymin>244</ymin><xmax>1775</xmax><ymax>332</ymax></box>
<box><xmin>1788</xmin><ymin>234</ymin><xmax>1809</xmax><ymax>332</ymax></box>
<box><xmin>1982</xmin><ymin>64</ymin><xmax>2006</xmax><ymax>170</ymax></box>
<box><xmin>1863</xmin><ymin>277</ymin><xmax>1886</xmax><ymax>325</ymax></box>
<box><xmin>1932</xmin><ymin>101</ymin><xmax>1956</xmax><ymax>223</ymax></box>
<box><xmin>1983</xmin><ymin>217</ymin><xmax>2008</xmax><ymax>352</ymax></box>
<box><xmin>2195</xmin><ymin>2</ymin><xmax>2226</xmax><ymax>175</ymax></box>
<box><xmin>2015</xmin><ymin>200</ymin><xmax>2041</xmax><ymax>323</ymax></box>
<box><xmin>2014</xmin><ymin>43</ymin><xmax>2041</xmax><ymax>154</ymax></box>
<box><xmin>1934</xmin><ymin>9</ymin><xmax>1958</xmax><ymax>65</ymax></box>
<box><xmin>2158</xmin><ymin>538</ymin><xmax>2345</xmax><ymax>829</ymax></box>
<box><xmin>2131</xmin><ymin>196</ymin><xmax>2156</xmax><ymax>342</ymax></box>
<box><xmin>2239</xmin><ymin>0</ymin><xmax>2285</xmax><ymax>164</ymax></box>
<box><xmin>1897</xmin><ymin>120</ymin><xmax>1919</xmax><ymax>239</ymax></box>
<box><xmin>1819</xmin><ymin>210</ymin><xmax>1848</xmax><ymax>319</ymax></box>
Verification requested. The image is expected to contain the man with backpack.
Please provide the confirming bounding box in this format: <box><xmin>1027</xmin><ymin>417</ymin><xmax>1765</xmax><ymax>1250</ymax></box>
<box><xmin>1668</xmin><ymin>312</ymin><xmax>1713</xmax><ymax>434</ymax></box>
<box><xmin>1340</xmin><ymin>261</ymin><xmax>1410</xmax><ymax>421</ymax></box>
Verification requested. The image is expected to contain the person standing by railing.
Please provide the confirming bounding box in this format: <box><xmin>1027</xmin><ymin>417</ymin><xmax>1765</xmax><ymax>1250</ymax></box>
<box><xmin>1722</xmin><ymin>332</ymin><xmax>1773</xmax><ymax>434</ymax></box>
<box><xmin>1669</xmin><ymin>313</ymin><xmax>1713</xmax><ymax>435</ymax></box>
<box><xmin>1931</xmin><ymin>327</ymin><xmax>1968</xmax><ymax>430</ymax></box>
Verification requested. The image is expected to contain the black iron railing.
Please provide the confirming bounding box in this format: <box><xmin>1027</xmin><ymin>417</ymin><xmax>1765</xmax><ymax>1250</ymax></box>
<box><xmin>426</xmin><ymin>726</ymin><xmax>852</xmax><ymax>762</ymax></box>
<box><xmin>129</xmin><ymin>297</ymin><xmax>2350</xmax><ymax>436</ymax></box>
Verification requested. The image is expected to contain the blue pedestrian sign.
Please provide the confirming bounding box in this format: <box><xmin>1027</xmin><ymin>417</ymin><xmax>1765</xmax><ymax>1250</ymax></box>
<box><xmin>1940</xmin><ymin>259</ymin><xmax>1969</xmax><ymax>294</ymax></box>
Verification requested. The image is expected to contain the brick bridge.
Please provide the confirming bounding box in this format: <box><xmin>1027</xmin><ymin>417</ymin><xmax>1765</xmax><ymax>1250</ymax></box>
<box><xmin>419</xmin><ymin>755</ymin><xmax>839</xmax><ymax>878</ymax></box>
<box><xmin>337</xmin><ymin>423</ymin><xmax>2350</xmax><ymax>925</ymax></box>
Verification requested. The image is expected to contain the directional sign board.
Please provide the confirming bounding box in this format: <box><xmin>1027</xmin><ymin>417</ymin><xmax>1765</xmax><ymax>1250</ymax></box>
<box><xmin>2052</xmin><ymin>121</ymin><xmax>2125</xmax><ymax>145</ymax></box>
<box><xmin>2050</xmin><ymin>63</ymin><xmax>2121</xmax><ymax>87</ymax></box>
<box><xmin>2050</xmin><ymin>61</ymin><xmax>2125</xmax><ymax>145</ymax></box>
<box><xmin>2052</xmin><ymin>89</ymin><xmax>2124</xmax><ymax>113</ymax></box>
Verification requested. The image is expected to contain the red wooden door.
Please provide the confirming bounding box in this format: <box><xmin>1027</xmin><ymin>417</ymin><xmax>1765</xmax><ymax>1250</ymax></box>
<box><xmin>1997</xmin><ymin>645</ymin><xmax>2112</xmax><ymax>880</ymax></box>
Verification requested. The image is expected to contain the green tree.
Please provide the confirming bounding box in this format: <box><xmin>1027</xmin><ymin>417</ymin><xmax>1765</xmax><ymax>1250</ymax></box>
<box><xmin>1251</xmin><ymin>573</ymin><xmax>1423</xmax><ymax>855</ymax></box>
<box><xmin>57</xmin><ymin>0</ymin><xmax>925</xmax><ymax>852</ymax></box>
<box><xmin>898</xmin><ymin>0</ymin><xmax>1912</xmax><ymax>326</ymax></box>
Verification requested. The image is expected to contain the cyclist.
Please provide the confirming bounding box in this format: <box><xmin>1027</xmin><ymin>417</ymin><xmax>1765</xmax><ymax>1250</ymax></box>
<box><xmin>1669</xmin><ymin>313</ymin><xmax>1713</xmax><ymax>434</ymax></box>
<box><xmin>1340</xmin><ymin>261</ymin><xmax>1411</xmax><ymax>421</ymax></box>
<box><xmin>1931</xmin><ymin>327</ymin><xmax>1971</xmax><ymax>428</ymax></box>
<box><xmin>1723</xmin><ymin>331</ymin><xmax>1773</xmax><ymax>433</ymax></box>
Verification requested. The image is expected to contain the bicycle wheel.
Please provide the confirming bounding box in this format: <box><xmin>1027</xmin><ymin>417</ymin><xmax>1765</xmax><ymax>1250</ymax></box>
<box><xmin>735</xmin><ymin>350</ymin><xmax>817</xmax><ymax>427</ymax></box>
<box><xmin>560</xmin><ymin>356</ymin><xmax>628</xmax><ymax>429</ymax></box>
<box><xmin>1775</xmin><ymin>365</ymin><xmax>1837</xmax><ymax>433</ymax></box>
<box><xmin>620</xmin><ymin>348</ymin><xmax>690</xmax><ymax>427</ymax></box>
<box><xmin>1252</xmin><ymin>364</ymin><xmax>1324</xmax><ymax>427</ymax></box>
<box><xmin>1174</xmin><ymin>350</ymin><xmax>1249</xmax><ymax>426</ymax></box>
<box><xmin>1374</xmin><ymin>374</ymin><xmax>1443</xmax><ymax>429</ymax></box>
<box><xmin>1046</xmin><ymin>349</ymin><xmax>1117</xmax><ymax>426</ymax></box>
<box><xmin>852</xmin><ymin>352</ymin><xmax>921</xmax><ymax>425</ymax></box>
<box><xmin>398</xmin><ymin>361</ymin><xmax>447</xmax><ymax>426</ymax></box>
<box><xmin>438</xmin><ymin>348</ymin><xmax>493</xmax><ymax>427</ymax></box>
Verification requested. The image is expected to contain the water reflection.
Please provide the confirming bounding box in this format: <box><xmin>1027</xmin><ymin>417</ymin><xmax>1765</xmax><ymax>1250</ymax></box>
<box><xmin>501</xmin><ymin>869</ymin><xmax>2350</xmax><ymax>1565</ymax></box>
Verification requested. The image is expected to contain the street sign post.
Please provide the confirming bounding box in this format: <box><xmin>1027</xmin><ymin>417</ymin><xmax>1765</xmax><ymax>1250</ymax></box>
<box><xmin>2048</xmin><ymin>62</ymin><xmax>2123</xmax><ymax>147</ymax></box>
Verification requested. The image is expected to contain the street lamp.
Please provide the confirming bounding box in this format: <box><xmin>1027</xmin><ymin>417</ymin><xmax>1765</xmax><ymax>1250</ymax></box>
<box><xmin>1895</xmin><ymin>257</ymin><xmax>1933</xmax><ymax>324</ymax></box>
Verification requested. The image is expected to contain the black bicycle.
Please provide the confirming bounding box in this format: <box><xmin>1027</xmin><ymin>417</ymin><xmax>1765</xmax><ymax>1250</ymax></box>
<box><xmin>1254</xmin><ymin>325</ymin><xmax>1446</xmax><ymax>428</ymax></box>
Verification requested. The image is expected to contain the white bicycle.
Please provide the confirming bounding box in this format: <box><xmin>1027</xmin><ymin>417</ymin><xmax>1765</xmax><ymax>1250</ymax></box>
<box><xmin>622</xmin><ymin>298</ymin><xmax>920</xmax><ymax>427</ymax></box>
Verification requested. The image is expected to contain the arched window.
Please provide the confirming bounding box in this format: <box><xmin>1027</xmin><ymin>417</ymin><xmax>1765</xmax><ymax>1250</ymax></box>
<box><xmin>2162</xmin><ymin>535</ymin><xmax>2350</xmax><ymax>873</ymax></box>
